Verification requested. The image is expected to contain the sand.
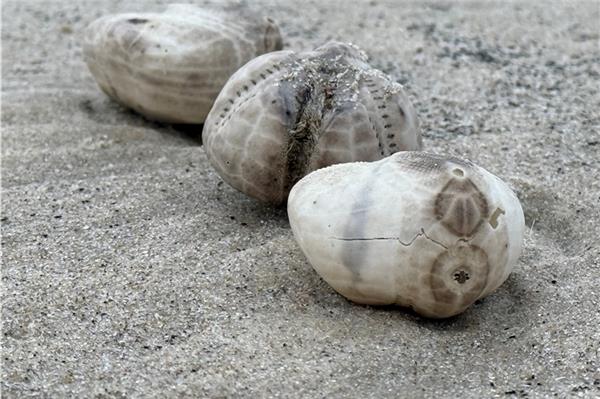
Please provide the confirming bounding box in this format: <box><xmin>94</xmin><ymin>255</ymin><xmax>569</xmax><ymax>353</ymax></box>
<box><xmin>2</xmin><ymin>0</ymin><xmax>599</xmax><ymax>397</ymax></box>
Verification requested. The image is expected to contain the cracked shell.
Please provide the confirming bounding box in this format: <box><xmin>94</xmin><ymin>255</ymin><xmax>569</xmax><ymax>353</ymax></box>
<box><xmin>203</xmin><ymin>41</ymin><xmax>421</xmax><ymax>204</ymax></box>
<box><xmin>288</xmin><ymin>152</ymin><xmax>525</xmax><ymax>318</ymax></box>
<box><xmin>83</xmin><ymin>3</ymin><xmax>282</xmax><ymax>123</ymax></box>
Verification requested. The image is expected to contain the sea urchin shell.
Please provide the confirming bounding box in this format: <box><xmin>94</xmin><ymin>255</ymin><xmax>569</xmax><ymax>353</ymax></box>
<box><xmin>288</xmin><ymin>152</ymin><xmax>525</xmax><ymax>318</ymax></box>
<box><xmin>203</xmin><ymin>41</ymin><xmax>421</xmax><ymax>204</ymax></box>
<box><xmin>83</xmin><ymin>4</ymin><xmax>282</xmax><ymax>123</ymax></box>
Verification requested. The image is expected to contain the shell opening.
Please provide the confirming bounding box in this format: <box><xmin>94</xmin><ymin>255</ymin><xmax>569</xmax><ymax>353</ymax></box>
<box><xmin>453</xmin><ymin>270</ymin><xmax>470</xmax><ymax>284</ymax></box>
<box><xmin>452</xmin><ymin>168</ymin><xmax>464</xmax><ymax>177</ymax></box>
<box><xmin>489</xmin><ymin>207</ymin><xmax>506</xmax><ymax>229</ymax></box>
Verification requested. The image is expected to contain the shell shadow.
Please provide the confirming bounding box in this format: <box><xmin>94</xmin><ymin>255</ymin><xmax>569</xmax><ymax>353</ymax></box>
<box><xmin>227</xmin><ymin>193</ymin><xmax>290</xmax><ymax>225</ymax></box>
<box><xmin>170</xmin><ymin>124</ymin><xmax>204</xmax><ymax>145</ymax></box>
<box><xmin>512</xmin><ymin>178</ymin><xmax>582</xmax><ymax>256</ymax></box>
<box><xmin>79</xmin><ymin>95</ymin><xmax>203</xmax><ymax>145</ymax></box>
<box><xmin>296</xmin><ymin>270</ymin><xmax>538</xmax><ymax>335</ymax></box>
<box><xmin>417</xmin><ymin>273</ymin><xmax>538</xmax><ymax>333</ymax></box>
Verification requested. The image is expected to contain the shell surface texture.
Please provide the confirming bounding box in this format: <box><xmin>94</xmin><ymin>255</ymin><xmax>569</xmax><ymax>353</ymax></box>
<box><xmin>203</xmin><ymin>41</ymin><xmax>422</xmax><ymax>205</ymax></box>
<box><xmin>288</xmin><ymin>152</ymin><xmax>525</xmax><ymax>318</ymax></box>
<box><xmin>83</xmin><ymin>3</ymin><xmax>283</xmax><ymax>124</ymax></box>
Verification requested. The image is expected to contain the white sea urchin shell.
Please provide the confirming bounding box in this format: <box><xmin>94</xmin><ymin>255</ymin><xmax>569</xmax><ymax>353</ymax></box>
<box><xmin>83</xmin><ymin>3</ymin><xmax>282</xmax><ymax>123</ymax></box>
<box><xmin>288</xmin><ymin>152</ymin><xmax>525</xmax><ymax>318</ymax></box>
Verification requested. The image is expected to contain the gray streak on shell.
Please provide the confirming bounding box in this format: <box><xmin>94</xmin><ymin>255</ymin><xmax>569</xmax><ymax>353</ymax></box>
<box><xmin>340</xmin><ymin>163</ymin><xmax>382</xmax><ymax>277</ymax></box>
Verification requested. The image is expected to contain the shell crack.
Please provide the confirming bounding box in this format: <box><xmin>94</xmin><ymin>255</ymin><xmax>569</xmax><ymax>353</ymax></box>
<box><xmin>330</xmin><ymin>228</ymin><xmax>448</xmax><ymax>249</ymax></box>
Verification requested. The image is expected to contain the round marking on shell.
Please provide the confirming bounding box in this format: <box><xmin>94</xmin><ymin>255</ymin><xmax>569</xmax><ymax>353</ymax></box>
<box><xmin>429</xmin><ymin>244</ymin><xmax>489</xmax><ymax>309</ymax></box>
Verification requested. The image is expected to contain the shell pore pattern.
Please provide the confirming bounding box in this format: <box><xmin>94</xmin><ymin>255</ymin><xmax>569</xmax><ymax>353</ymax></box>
<box><xmin>203</xmin><ymin>41</ymin><xmax>421</xmax><ymax>204</ymax></box>
<box><xmin>288</xmin><ymin>152</ymin><xmax>525</xmax><ymax>318</ymax></box>
<box><xmin>434</xmin><ymin>177</ymin><xmax>489</xmax><ymax>237</ymax></box>
<box><xmin>83</xmin><ymin>4</ymin><xmax>282</xmax><ymax>124</ymax></box>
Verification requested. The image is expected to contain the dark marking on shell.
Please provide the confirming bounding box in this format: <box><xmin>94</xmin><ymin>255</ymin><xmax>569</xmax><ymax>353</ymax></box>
<box><xmin>127</xmin><ymin>18</ymin><xmax>149</xmax><ymax>25</ymax></box>
<box><xmin>429</xmin><ymin>244</ymin><xmax>489</xmax><ymax>310</ymax></box>
<box><xmin>453</xmin><ymin>270</ymin><xmax>470</xmax><ymax>284</ymax></box>
<box><xmin>279</xmin><ymin>79</ymin><xmax>322</xmax><ymax>192</ymax></box>
<box><xmin>398</xmin><ymin>104</ymin><xmax>405</xmax><ymax>118</ymax></box>
<box><xmin>489</xmin><ymin>207</ymin><xmax>505</xmax><ymax>228</ymax></box>
<box><xmin>435</xmin><ymin>177</ymin><xmax>489</xmax><ymax>236</ymax></box>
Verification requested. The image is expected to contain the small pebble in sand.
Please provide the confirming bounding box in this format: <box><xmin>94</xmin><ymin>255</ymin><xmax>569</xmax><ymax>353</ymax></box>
<box><xmin>288</xmin><ymin>152</ymin><xmax>525</xmax><ymax>318</ymax></box>
<box><xmin>203</xmin><ymin>41</ymin><xmax>421</xmax><ymax>205</ymax></box>
<box><xmin>82</xmin><ymin>4</ymin><xmax>282</xmax><ymax>124</ymax></box>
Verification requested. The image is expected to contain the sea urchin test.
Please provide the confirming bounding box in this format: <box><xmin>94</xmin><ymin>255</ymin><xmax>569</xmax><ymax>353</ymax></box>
<box><xmin>83</xmin><ymin>4</ymin><xmax>282</xmax><ymax>123</ymax></box>
<box><xmin>203</xmin><ymin>42</ymin><xmax>421</xmax><ymax>204</ymax></box>
<box><xmin>288</xmin><ymin>152</ymin><xmax>525</xmax><ymax>318</ymax></box>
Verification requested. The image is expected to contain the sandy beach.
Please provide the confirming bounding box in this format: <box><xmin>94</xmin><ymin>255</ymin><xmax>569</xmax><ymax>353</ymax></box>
<box><xmin>2</xmin><ymin>0</ymin><xmax>599</xmax><ymax>397</ymax></box>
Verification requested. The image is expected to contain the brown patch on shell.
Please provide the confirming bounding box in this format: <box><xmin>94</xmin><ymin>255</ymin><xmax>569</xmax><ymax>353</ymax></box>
<box><xmin>435</xmin><ymin>177</ymin><xmax>489</xmax><ymax>237</ymax></box>
<box><xmin>429</xmin><ymin>244</ymin><xmax>489</xmax><ymax>313</ymax></box>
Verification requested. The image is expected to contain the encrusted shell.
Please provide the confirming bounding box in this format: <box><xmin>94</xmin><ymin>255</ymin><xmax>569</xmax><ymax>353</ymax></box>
<box><xmin>203</xmin><ymin>41</ymin><xmax>421</xmax><ymax>204</ymax></box>
<box><xmin>82</xmin><ymin>4</ymin><xmax>282</xmax><ymax>123</ymax></box>
<box><xmin>288</xmin><ymin>152</ymin><xmax>525</xmax><ymax>318</ymax></box>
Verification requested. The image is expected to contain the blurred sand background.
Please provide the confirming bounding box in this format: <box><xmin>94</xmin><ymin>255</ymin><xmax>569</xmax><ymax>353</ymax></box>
<box><xmin>2</xmin><ymin>0</ymin><xmax>599</xmax><ymax>397</ymax></box>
